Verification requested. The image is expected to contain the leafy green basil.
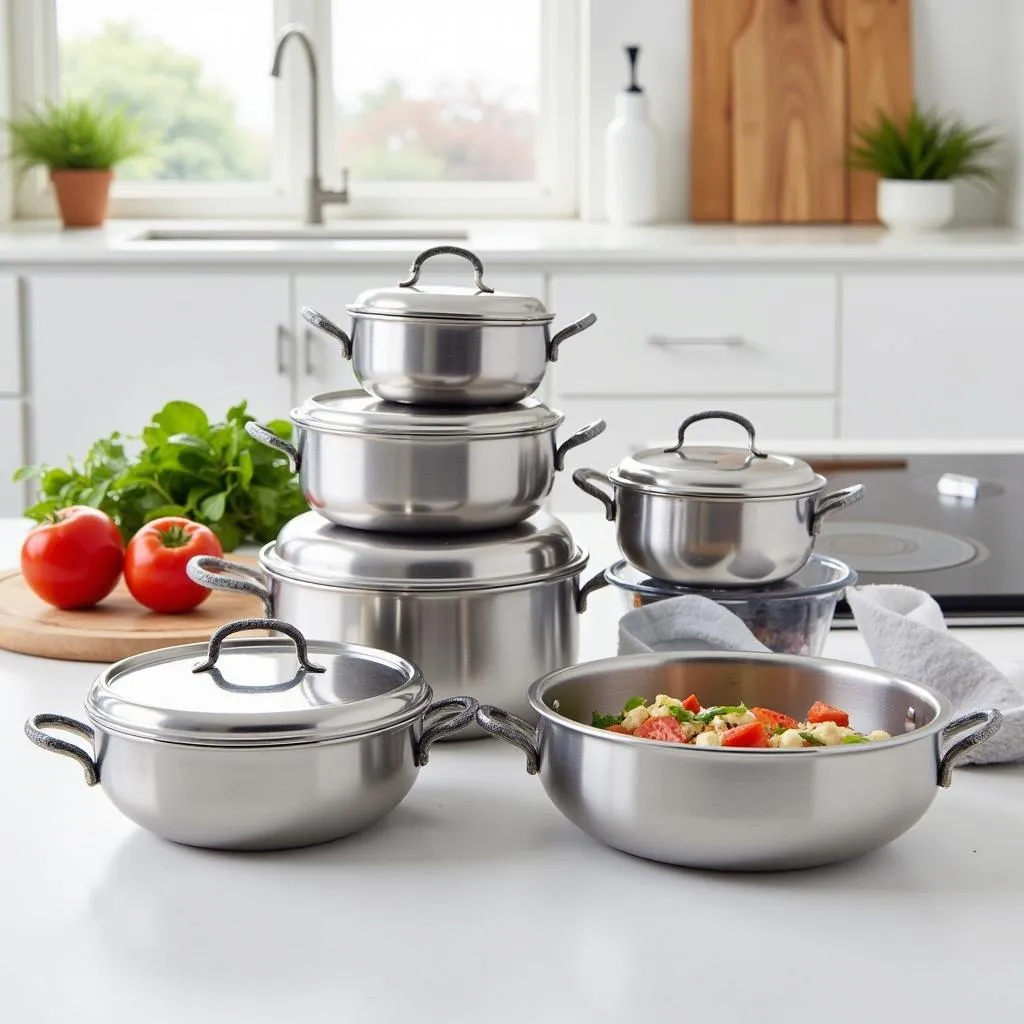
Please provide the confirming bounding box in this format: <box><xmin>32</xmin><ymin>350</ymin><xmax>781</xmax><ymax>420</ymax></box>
<box><xmin>668</xmin><ymin>706</ymin><xmax>695</xmax><ymax>724</ymax></box>
<box><xmin>695</xmin><ymin>704</ymin><xmax>748</xmax><ymax>724</ymax></box>
<box><xmin>841</xmin><ymin>734</ymin><xmax>869</xmax><ymax>744</ymax></box>
<box><xmin>622</xmin><ymin>697</ymin><xmax>646</xmax><ymax>713</ymax></box>
<box><xmin>592</xmin><ymin>711</ymin><xmax>624</xmax><ymax>728</ymax></box>
<box><xmin>799</xmin><ymin>731</ymin><xmax>826</xmax><ymax>746</ymax></box>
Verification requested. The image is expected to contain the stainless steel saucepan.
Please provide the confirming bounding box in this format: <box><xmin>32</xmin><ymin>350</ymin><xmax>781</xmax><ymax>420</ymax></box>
<box><xmin>574</xmin><ymin>410</ymin><xmax>864</xmax><ymax>587</ymax></box>
<box><xmin>302</xmin><ymin>244</ymin><xmax>597</xmax><ymax>406</ymax></box>
<box><xmin>246</xmin><ymin>393</ymin><xmax>605</xmax><ymax>533</ymax></box>
<box><xmin>25</xmin><ymin>618</ymin><xmax>478</xmax><ymax>851</ymax></box>
<box><xmin>476</xmin><ymin>651</ymin><xmax>1002</xmax><ymax>871</ymax></box>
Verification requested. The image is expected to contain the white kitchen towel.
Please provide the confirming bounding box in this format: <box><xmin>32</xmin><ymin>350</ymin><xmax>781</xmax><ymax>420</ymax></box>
<box><xmin>846</xmin><ymin>585</ymin><xmax>1023</xmax><ymax>765</ymax></box>
<box><xmin>618</xmin><ymin>594</ymin><xmax>771</xmax><ymax>656</ymax></box>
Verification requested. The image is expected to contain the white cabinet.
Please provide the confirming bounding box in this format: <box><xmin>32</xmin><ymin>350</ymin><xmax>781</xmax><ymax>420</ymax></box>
<box><xmin>0</xmin><ymin>399</ymin><xmax>26</xmax><ymax>516</ymax></box>
<box><xmin>0</xmin><ymin>274</ymin><xmax>21</xmax><ymax>394</ymax></box>
<box><xmin>841</xmin><ymin>274</ymin><xmax>1024</xmax><ymax>438</ymax></box>
<box><xmin>29</xmin><ymin>273</ymin><xmax>292</xmax><ymax>468</ymax></box>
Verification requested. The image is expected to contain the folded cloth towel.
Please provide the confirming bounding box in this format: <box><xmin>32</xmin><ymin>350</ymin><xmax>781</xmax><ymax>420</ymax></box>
<box><xmin>618</xmin><ymin>594</ymin><xmax>770</xmax><ymax>656</ymax></box>
<box><xmin>847</xmin><ymin>584</ymin><xmax>1023</xmax><ymax>765</ymax></box>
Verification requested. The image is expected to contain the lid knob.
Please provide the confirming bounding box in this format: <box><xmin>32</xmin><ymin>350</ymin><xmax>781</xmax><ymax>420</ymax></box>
<box><xmin>397</xmin><ymin>244</ymin><xmax>494</xmax><ymax>294</ymax></box>
<box><xmin>192</xmin><ymin>618</ymin><xmax>326</xmax><ymax>675</ymax></box>
<box><xmin>666</xmin><ymin>409</ymin><xmax>767</xmax><ymax>459</ymax></box>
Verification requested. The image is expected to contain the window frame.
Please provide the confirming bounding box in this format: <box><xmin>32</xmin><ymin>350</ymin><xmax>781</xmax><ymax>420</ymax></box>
<box><xmin>8</xmin><ymin>0</ymin><xmax>580</xmax><ymax>220</ymax></box>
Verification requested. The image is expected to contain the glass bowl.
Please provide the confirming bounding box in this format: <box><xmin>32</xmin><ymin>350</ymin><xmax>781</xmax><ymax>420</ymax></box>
<box><xmin>606</xmin><ymin>554</ymin><xmax>857</xmax><ymax>656</ymax></box>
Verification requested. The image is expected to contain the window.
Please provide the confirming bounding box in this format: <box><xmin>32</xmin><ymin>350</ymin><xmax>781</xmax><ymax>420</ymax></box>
<box><xmin>9</xmin><ymin>0</ymin><xmax>579</xmax><ymax>219</ymax></box>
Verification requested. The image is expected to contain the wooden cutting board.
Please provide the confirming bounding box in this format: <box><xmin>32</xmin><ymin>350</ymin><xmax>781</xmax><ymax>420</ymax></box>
<box><xmin>732</xmin><ymin>0</ymin><xmax>848</xmax><ymax>223</ymax></box>
<box><xmin>0</xmin><ymin>556</ymin><xmax>265</xmax><ymax>663</ymax></box>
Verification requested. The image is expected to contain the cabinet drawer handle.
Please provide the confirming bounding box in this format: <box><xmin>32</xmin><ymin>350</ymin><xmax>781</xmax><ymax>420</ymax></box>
<box><xmin>303</xmin><ymin>327</ymin><xmax>316</xmax><ymax>376</ymax></box>
<box><xmin>275</xmin><ymin>324</ymin><xmax>292</xmax><ymax>375</ymax></box>
<box><xmin>647</xmin><ymin>335</ymin><xmax>745</xmax><ymax>348</ymax></box>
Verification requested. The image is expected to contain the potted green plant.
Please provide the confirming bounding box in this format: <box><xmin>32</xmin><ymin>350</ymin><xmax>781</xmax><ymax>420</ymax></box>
<box><xmin>850</xmin><ymin>104</ymin><xmax>999</xmax><ymax>232</ymax></box>
<box><xmin>4</xmin><ymin>97</ymin><xmax>144</xmax><ymax>228</ymax></box>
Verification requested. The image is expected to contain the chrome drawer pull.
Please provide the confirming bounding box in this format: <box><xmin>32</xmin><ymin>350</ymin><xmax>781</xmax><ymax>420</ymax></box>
<box><xmin>646</xmin><ymin>335</ymin><xmax>745</xmax><ymax>348</ymax></box>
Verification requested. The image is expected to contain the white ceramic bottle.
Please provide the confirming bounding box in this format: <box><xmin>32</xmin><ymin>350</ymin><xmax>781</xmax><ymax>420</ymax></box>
<box><xmin>604</xmin><ymin>44</ymin><xmax>658</xmax><ymax>226</ymax></box>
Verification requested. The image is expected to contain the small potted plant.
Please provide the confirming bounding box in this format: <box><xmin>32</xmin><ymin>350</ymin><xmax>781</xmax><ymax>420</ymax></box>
<box><xmin>4</xmin><ymin>97</ymin><xmax>144</xmax><ymax>228</ymax></box>
<box><xmin>850</xmin><ymin>104</ymin><xmax>999</xmax><ymax>232</ymax></box>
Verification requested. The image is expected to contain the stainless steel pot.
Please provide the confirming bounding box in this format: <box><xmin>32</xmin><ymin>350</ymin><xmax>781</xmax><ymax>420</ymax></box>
<box><xmin>25</xmin><ymin>618</ymin><xmax>478</xmax><ymax>851</ymax></box>
<box><xmin>574</xmin><ymin>410</ymin><xmax>865</xmax><ymax>587</ymax></box>
<box><xmin>476</xmin><ymin>651</ymin><xmax>1002</xmax><ymax>871</ymax></box>
<box><xmin>187</xmin><ymin>513</ymin><xmax>605</xmax><ymax>736</ymax></box>
<box><xmin>246</xmin><ymin>393</ymin><xmax>605</xmax><ymax>532</ymax></box>
<box><xmin>301</xmin><ymin>245</ymin><xmax>597</xmax><ymax>406</ymax></box>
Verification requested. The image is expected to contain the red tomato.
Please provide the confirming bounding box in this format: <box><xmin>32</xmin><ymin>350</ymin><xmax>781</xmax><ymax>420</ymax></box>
<box><xmin>21</xmin><ymin>506</ymin><xmax>124</xmax><ymax>610</ymax></box>
<box><xmin>605</xmin><ymin>724</ymin><xmax>629</xmax><ymax>734</ymax></box>
<box><xmin>807</xmin><ymin>701</ymin><xmax>850</xmax><ymax>727</ymax></box>
<box><xmin>721</xmin><ymin>722</ymin><xmax>770</xmax><ymax>748</ymax></box>
<box><xmin>124</xmin><ymin>517</ymin><xmax>223</xmax><ymax>614</ymax></box>
<box><xmin>681</xmin><ymin>693</ymin><xmax>701</xmax><ymax>714</ymax></box>
<box><xmin>752</xmin><ymin>706</ymin><xmax>799</xmax><ymax>731</ymax></box>
<box><xmin>634</xmin><ymin>716</ymin><xmax>688</xmax><ymax>743</ymax></box>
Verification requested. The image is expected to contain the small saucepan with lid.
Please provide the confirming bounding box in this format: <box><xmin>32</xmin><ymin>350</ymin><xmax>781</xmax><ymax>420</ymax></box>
<box><xmin>301</xmin><ymin>244</ymin><xmax>597</xmax><ymax>406</ymax></box>
<box><xmin>573</xmin><ymin>410</ymin><xmax>865</xmax><ymax>587</ymax></box>
<box><xmin>25</xmin><ymin>618</ymin><xmax>478</xmax><ymax>851</ymax></box>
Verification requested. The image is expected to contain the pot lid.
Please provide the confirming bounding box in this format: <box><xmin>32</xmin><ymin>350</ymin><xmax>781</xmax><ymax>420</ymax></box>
<box><xmin>292</xmin><ymin>391</ymin><xmax>563</xmax><ymax>438</ymax></box>
<box><xmin>346</xmin><ymin>245</ymin><xmax>553</xmax><ymax>323</ymax></box>
<box><xmin>611</xmin><ymin>410</ymin><xmax>822</xmax><ymax>498</ymax></box>
<box><xmin>262</xmin><ymin>510</ymin><xmax>588</xmax><ymax>591</ymax></box>
<box><xmin>87</xmin><ymin>619</ymin><xmax>430</xmax><ymax>746</ymax></box>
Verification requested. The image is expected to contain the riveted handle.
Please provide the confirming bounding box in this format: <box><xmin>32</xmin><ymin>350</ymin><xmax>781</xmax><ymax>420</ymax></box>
<box><xmin>554</xmin><ymin>419</ymin><xmax>606</xmax><ymax>471</ymax></box>
<box><xmin>811</xmin><ymin>484</ymin><xmax>865</xmax><ymax>535</ymax></box>
<box><xmin>572</xmin><ymin>468</ymin><xmax>616</xmax><ymax>521</ymax></box>
<box><xmin>192</xmin><ymin>617</ymin><xmax>326</xmax><ymax>675</ymax></box>
<box><xmin>937</xmin><ymin>709</ymin><xmax>1003</xmax><ymax>788</ymax></box>
<box><xmin>414</xmin><ymin>696</ymin><xmax>480</xmax><ymax>766</ymax></box>
<box><xmin>666</xmin><ymin>410</ymin><xmax>766</xmax><ymax>458</ymax></box>
<box><xmin>397</xmin><ymin>245</ymin><xmax>494</xmax><ymax>293</ymax></box>
<box><xmin>186</xmin><ymin>556</ymin><xmax>273</xmax><ymax>616</ymax></box>
<box><xmin>245</xmin><ymin>421</ymin><xmax>300</xmax><ymax>474</ymax></box>
<box><xmin>475</xmin><ymin>706</ymin><xmax>539</xmax><ymax>775</ymax></box>
<box><xmin>301</xmin><ymin>306</ymin><xmax>353</xmax><ymax>360</ymax></box>
<box><xmin>575</xmin><ymin>567</ymin><xmax>610</xmax><ymax>613</ymax></box>
<box><xmin>548</xmin><ymin>312</ymin><xmax>597</xmax><ymax>362</ymax></box>
<box><xmin>25</xmin><ymin>714</ymin><xmax>99</xmax><ymax>787</ymax></box>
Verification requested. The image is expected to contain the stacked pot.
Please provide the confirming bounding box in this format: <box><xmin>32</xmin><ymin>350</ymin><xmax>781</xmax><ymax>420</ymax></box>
<box><xmin>188</xmin><ymin>245</ymin><xmax>604</xmax><ymax>731</ymax></box>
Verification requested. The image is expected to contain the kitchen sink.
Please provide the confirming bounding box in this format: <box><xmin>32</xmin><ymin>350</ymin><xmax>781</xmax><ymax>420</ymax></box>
<box><xmin>129</xmin><ymin>226</ymin><xmax>469</xmax><ymax>242</ymax></box>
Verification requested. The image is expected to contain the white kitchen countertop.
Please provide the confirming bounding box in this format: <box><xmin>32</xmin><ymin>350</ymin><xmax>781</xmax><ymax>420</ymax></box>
<box><xmin>1</xmin><ymin>513</ymin><xmax>1022</xmax><ymax>1023</ymax></box>
<box><xmin>2</xmin><ymin>218</ymin><xmax>1024</xmax><ymax>267</ymax></box>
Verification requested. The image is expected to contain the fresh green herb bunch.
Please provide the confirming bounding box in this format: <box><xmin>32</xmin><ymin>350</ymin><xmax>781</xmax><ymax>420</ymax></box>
<box><xmin>15</xmin><ymin>400</ymin><xmax>307</xmax><ymax>552</ymax></box>
<box><xmin>4</xmin><ymin>97</ymin><xmax>145</xmax><ymax>172</ymax></box>
<box><xmin>850</xmin><ymin>103</ymin><xmax>999</xmax><ymax>184</ymax></box>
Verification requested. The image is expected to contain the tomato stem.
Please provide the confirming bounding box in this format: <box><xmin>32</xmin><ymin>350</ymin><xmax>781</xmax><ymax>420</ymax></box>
<box><xmin>157</xmin><ymin>524</ymin><xmax>192</xmax><ymax>549</ymax></box>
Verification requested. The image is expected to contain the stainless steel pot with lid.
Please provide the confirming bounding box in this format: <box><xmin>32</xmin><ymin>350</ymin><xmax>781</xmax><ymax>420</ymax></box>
<box><xmin>301</xmin><ymin>245</ymin><xmax>597</xmax><ymax>406</ymax></box>
<box><xmin>245</xmin><ymin>392</ymin><xmax>605</xmax><ymax>532</ymax></box>
<box><xmin>574</xmin><ymin>409</ymin><xmax>865</xmax><ymax>587</ymax></box>
<box><xmin>25</xmin><ymin>618</ymin><xmax>478</xmax><ymax>850</ymax></box>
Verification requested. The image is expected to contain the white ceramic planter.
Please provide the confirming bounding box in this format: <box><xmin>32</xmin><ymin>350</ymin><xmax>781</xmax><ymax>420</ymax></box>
<box><xmin>877</xmin><ymin>180</ymin><xmax>955</xmax><ymax>232</ymax></box>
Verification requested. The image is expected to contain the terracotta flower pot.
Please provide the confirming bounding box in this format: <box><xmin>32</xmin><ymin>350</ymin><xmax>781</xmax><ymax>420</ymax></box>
<box><xmin>49</xmin><ymin>169</ymin><xmax>114</xmax><ymax>228</ymax></box>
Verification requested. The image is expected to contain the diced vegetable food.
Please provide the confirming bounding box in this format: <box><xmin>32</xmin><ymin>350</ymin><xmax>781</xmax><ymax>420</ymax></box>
<box><xmin>590</xmin><ymin>694</ymin><xmax>891</xmax><ymax>748</ymax></box>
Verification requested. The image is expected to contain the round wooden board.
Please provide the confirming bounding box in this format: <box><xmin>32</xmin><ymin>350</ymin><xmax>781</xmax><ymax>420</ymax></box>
<box><xmin>0</xmin><ymin>556</ymin><xmax>266</xmax><ymax>663</ymax></box>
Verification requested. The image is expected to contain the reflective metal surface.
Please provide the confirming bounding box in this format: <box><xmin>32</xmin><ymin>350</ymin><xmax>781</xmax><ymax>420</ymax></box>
<box><xmin>477</xmin><ymin>652</ymin><xmax>1002</xmax><ymax>871</ymax></box>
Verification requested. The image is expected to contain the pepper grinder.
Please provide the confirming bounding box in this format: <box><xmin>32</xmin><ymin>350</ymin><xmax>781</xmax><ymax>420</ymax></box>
<box><xmin>604</xmin><ymin>44</ymin><xmax>658</xmax><ymax>226</ymax></box>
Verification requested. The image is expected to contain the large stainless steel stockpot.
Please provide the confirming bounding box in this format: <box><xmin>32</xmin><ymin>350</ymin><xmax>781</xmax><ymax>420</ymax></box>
<box><xmin>301</xmin><ymin>244</ymin><xmax>597</xmax><ymax>406</ymax></box>
<box><xmin>476</xmin><ymin>651</ymin><xmax>1002</xmax><ymax>871</ymax></box>
<box><xmin>246</xmin><ymin>393</ymin><xmax>605</xmax><ymax>533</ymax></box>
<box><xmin>25</xmin><ymin>618</ymin><xmax>477</xmax><ymax>851</ymax></box>
<box><xmin>187</xmin><ymin>513</ymin><xmax>605</xmax><ymax>736</ymax></box>
<box><xmin>574</xmin><ymin>410</ymin><xmax>865</xmax><ymax>587</ymax></box>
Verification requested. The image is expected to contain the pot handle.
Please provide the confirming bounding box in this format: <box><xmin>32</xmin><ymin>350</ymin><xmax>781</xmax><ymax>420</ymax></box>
<box><xmin>810</xmin><ymin>484</ymin><xmax>865</xmax><ymax>535</ymax></box>
<box><xmin>397</xmin><ymin>245</ymin><xmax>494</xmax><ymax>294</ymax></box>
<box><xmin>554</xmin><ymin>419</ymin><xmax>606</xmax><ymax>472</ymax></box>
<box><xmin>192</xmin><ymin>617</ymin><xmax>326</xmax><ymax>675</ymax></box>
<box><xmin>575</xmin><ymin>567</ymin><xmax>610</xmax><ymax>613</ymax></box>
<box><xmin>414</xmin><ymin>696</ymin><xmax>481</xmax><ymax>766</ymax></box>
<box><xmin>937</xmin><ymin>709</ymin><xmax>1003</xmax><ymax>788</ymax></box>
<box><xmin>547</xmin><ymin>312</ymin><xmax>597</xmax><ymax>362</ymax></box>
<box><xmin>24</xmin><ymin>714</ymin><xmax>99</xmax><ymax>787</ymax></box>
<box><xmin>475</xmin><ymin>706</ymin><xmax>540</xmax><ymax>775</ymax></box>
<box><xmin>301</xmin><ymin>306</ymin><xmax>353</xmax><ymax>360</ymax></box>
<box><xmin>665</xmin><ymin>409</ymin><xmax>767</xmax><ymax>457</ymax></box>
<box><xmin>245</xmin><ymin>421</ymin><xmax>300</xmax><ymax>474</ymax></box>
<box><xmin>572</xmin><ymin>468</ymin><xmax>616</xmax><ymax>521</ymax></box>
<box><xmin>186</xmin><ymin>556</ymin><xmax>273</xmax><ymax>616</ymax></box>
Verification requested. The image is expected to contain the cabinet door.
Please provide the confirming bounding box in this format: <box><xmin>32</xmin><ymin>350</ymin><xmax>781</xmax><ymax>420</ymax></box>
<box><xmin>0</xmin><ymin>398</ymin><xmax>25</xmax><ymax>516</ymax></box>
<box><xmin>841</xmin><ymin>274</ymin><xmax>1024</xmax><ymax>438</ymax></box>
<box><xmin>29</xmin><ymin>273</ymin><xmax>292</xmax><ymax>467</ymax></box>
<box><xmin>295</xmin><ymin>270</ymin><xmax>546</xmax><ymax>398</ymax></box>
<box><xmin>0</xmin><ymin>274</ymin><xmax>21</xmax><ymax>394</ymax></box>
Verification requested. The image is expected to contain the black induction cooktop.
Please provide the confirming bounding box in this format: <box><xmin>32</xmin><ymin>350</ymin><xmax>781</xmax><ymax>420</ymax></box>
<box><xmin>806</xmin><ymin>453</ymin><xmax>1024</xmax><ymax>624</ymax></box>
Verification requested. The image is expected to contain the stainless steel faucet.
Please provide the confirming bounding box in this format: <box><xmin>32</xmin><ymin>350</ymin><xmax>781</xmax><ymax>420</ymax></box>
<box><xmin>271</xmin><ymin>23</ymin><xmax>349</xmax><ymax>225</ymax></box>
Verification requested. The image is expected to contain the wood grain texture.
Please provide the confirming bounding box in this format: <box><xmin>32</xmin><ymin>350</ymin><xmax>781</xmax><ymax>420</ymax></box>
<box><xmin>690</xmin><ymin>0</ymin><xmax>754</xmax><ymax>222</ymax></box>
<box><xmin>732</xmin><ymin>0</ymin><xmax>848</xmax><ymax>223</ymax></box>
<box><xmin>843</xmin><ymin>0</ymin><xmax>913</xmax><ymax>222</ymax></box>
<box><xmin>0</xmin><ymin>557</ymin><xmax>265</xmax><ymax>663</ymax></box>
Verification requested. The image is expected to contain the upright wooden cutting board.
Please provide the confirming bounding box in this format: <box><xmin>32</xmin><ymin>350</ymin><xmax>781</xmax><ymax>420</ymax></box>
<box><xmin>731</xmin><ymin>0</ymin><xmax>848</xmax><ymax>223</ymax></box>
